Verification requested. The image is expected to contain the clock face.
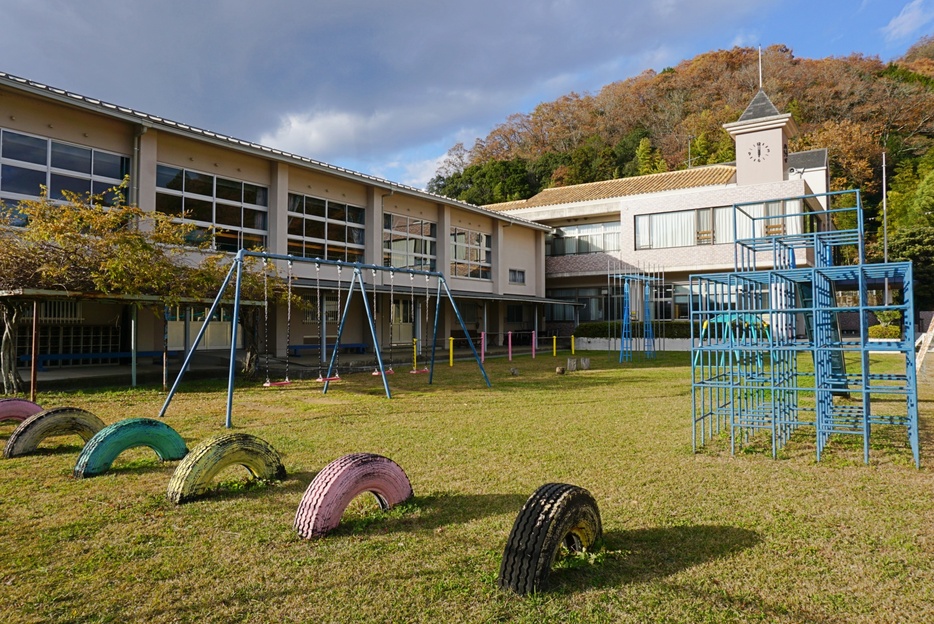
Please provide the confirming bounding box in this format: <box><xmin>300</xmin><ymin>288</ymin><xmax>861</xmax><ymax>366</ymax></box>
<box><xmin>748</xmin><ymin>141</ymin><xmax>770</xmax><ymax>162</ymax></box>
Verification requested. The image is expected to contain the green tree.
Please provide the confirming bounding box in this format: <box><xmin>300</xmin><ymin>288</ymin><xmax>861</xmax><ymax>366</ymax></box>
<box><xmin>888</xmin><ymin>225</ymin><xmax>934</xmax><ymax>311</ymax></box>
<box><xmin>635</xmin><ymin>138</ymin><xmax>668</xmax><ymax>175</ymax></box>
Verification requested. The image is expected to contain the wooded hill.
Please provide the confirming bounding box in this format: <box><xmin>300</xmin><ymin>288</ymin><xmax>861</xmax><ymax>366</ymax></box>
<box><xmin>428</xmin><ymin>38</ymin><xmax>934</xmax><ymax>247</ymax></box>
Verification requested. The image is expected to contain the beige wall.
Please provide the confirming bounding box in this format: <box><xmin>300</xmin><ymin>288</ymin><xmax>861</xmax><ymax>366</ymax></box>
<box><xmin>2</xmin><ymin>81</ymin><xmax>551</xmax><ymax>364</ymax></box>
<box><xmin>1</xmin><ymin>89</ymin><xmax>135</xmax><ymax>155</ymax></box>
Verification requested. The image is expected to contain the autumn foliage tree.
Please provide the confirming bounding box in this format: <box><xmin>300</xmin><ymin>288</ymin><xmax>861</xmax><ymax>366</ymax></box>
<box><xmin>430</xmin><ymin>41</ymin><xmax>934</xmax><ymax>242</ymax></box>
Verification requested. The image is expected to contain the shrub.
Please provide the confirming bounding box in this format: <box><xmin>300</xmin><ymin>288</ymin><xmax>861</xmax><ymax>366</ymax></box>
<box><xmin>574</xmin><ymin>320</ymin><xmax>699</xmax><ymax>339</ymax></box>
<box><xmin>868</xmin><ymin>324</ymin><xmax>901</xmax><ymax>339</ymax></box>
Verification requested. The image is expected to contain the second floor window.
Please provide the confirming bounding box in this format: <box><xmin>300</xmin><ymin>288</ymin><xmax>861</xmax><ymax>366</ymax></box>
<box><xmin>156</xmin><ymin>165</ymin><xmax>268</xmax><ymax>251</ymax></box>
<box><xmin>450</xmin><ymin>227</ymin><xmax>491</xmax><ymax>280</ymax></box>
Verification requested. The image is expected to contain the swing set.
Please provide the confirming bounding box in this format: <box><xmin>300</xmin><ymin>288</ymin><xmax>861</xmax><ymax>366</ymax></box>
<box><xmin>158</xmin><ymin>250</ymin><xmax>490</xmax><ymax>428</ymax></box>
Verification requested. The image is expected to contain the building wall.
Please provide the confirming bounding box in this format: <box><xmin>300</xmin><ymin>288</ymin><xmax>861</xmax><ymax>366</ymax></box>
<box><xmin>1</xmin><ymin>78</ymin><xmax>549</xmax><ymax>364</ymax></box>
<box><xmin>618</xmin><ymin>178</ymin><xmax>810</xmax><ymax>273</ymax></box>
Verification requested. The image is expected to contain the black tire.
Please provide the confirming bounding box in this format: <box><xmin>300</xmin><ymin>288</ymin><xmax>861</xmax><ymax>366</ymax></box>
<box><xmin>498</xmin><ymin>482</ymin><xmax>602</xmax><ymax>595</ymax></box>
<box><xmin>166</xmin><ymin>433</ymin><xmax>286</xmax><ymax>504</ymax></box>
<box><xmin>3</xmin><ymin>407</ymin><xmax>105</xmax><ymax>459</ymax></box>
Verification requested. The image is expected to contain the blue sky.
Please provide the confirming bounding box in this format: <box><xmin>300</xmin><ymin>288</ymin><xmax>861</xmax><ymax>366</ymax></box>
<box><xmin>0</xmin><ymin>0</ymin><xmax>931</xmax><ymax>189</ymax></box>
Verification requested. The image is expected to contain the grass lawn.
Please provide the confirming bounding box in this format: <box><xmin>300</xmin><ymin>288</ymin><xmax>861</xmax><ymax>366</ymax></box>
<box><xmin>1</xmin><ymin>351</ymin><xmax>933</xmax><ymax>623</ymax></box>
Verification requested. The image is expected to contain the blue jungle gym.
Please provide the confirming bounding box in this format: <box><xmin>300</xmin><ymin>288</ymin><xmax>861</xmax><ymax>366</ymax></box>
<box><xmin>690</xmin><ymin>190</ymin><xmax>920</xmax><ymax>466</ymax></box>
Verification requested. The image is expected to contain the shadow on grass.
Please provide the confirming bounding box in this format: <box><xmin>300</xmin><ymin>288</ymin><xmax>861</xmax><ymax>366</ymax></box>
<box><xmin>548</xmin><ymin>524</ymin><xmax>761</xmax><ymax>592</ymax></box>
<box><xmin>326</xmin><ymin>491</ymin><xmax>528</xmax><ymax>537</ymax></box>
<box><xmin>182</xmin><ymin>469</ymin><xmax>321</xmax><ymax>504</ymax></box>
<box><xmin>17</xmin><ymin>443</ymin><xmax>85</xmax><ymax>457</ymax></box>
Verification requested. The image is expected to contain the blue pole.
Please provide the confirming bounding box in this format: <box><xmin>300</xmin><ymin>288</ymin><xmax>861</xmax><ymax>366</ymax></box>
<box><xmin>158</xmin><ymin>257</ymin><xmax>239</xmax><ymax>419</ymax></box>
<box><xmin>428</xmin><ymin>277</ymin><xmax>442</xmax><ymax>384</ymax></box>
<box><xmin>440</xmin><ymin>277</ymin><xmax>491</xmax><ymax>388</ymax></box>
<box><xmin>359</xmin><ymin>271</ymin><xmax>391</xmax><ymax>398</ymax></box>
<box><xmin>225</xmin><ymin>256</ymin><xmax>245</xmax><ymax>428</ymax></box>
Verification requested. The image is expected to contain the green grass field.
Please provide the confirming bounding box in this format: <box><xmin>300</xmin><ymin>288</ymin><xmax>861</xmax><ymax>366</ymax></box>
<box><xmin>1</xmin><ymin>351</ymin><xmax>933</xmax><ymax>623</ymax></box>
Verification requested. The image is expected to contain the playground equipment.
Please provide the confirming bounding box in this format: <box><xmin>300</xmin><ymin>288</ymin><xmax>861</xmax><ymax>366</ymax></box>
<box><xmin>0</xmin><ymin>398</ymin><xmax>42</xmax><ymax>424</ymax></box>
<box><xmin>498</xmin><ymin>482</ymin><xmax>602</xmax><ymax>595</ymax></box>
<box><xmin>74</xmin><ymin>418</ymin><xmax>188</xmax><ymax>479</ymax></box>
<box><xmin>691</xmin><ymin>190</ymin><xmax>919</xmax><ymax>466</ymax></box>
<box><xmin>166</xmin><ymin>432</ymin><xmax>285</xmax><ymax>504</ymax></box>
<box><xmin>608</xmin><ymin>261</ymin><xmax>665</xmax><ymax>362</ymax></box>
<box><xmin>158</xmin><ymin>251</ymin><xmax>490</xmax><ymax>428</ymax></box>
<box><xmin>3</xmin><ymin>407</ymin><xmax>105</xmax><ymax>458</ymax></box>
<box><xmin>294</xmin><ymin>453</ymin><xmax>413</xmax><ymax>538</ymax></box>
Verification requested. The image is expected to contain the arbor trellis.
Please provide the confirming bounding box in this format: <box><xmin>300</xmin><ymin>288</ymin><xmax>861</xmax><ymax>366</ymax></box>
<box><xmin>0</xmin><ymin>188</ymin><xmax>279</xmax><ymax>394</ymax></box>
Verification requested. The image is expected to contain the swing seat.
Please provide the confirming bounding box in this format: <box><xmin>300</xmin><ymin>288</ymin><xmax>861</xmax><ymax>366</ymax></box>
<box><xmin>409</xmin><ymin>368</ymin><xmax>430</xmax><ymax>374</ymax></box>
<box><xmin>372</xmin><ymin>368</ymin><xmax>395</xmax><ymax>376</ymax></box>
<box><xmin>316</xmin><ymin>375</ymin><xmax>341</xmax><ymax>383</ymax></box>
<box><xmin>263</xmin><ymin>379</ymin><xmax>292</xmax><ymax>387</ymax></box>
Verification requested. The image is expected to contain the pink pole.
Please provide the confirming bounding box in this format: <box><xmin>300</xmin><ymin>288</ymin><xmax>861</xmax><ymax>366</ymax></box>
<box><xmin>480</xmin><ymin>331</ymin><xmax>485</xmax><ymax>363</ymax></box>
<box><xmin>508</xmin><ymin>331</ymin><xmax>513</xmax><ymax>361</ymax></box>
<box><xmin>532</xmin><ymin>331</ymin><xmax>536</xmax><ymax>358</ymax></box>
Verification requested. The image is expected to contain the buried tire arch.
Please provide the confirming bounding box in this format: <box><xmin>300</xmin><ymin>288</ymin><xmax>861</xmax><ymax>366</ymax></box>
<box><xmin>498</xmin><ymin>482</ymin><xmax>603</xmax><ymax>595</ymax></box>
<box><xmin>3</xmin><ymin>407</ymin><xmax>105</xmax><ymax>458</ymax></box>
<box><xmin>294</xmin><ymin>453</ymin><xmax>414</xmax><ymax>539</ymax></box>
<box><xmin>74</xmin><ymin>418</ymin><xmax>189</xmax><ymax>479</ymax></box>
<box><xmin>167</xmin><ymin>432</ymin><xmax>286</xmax><ymax>504</ymax></box>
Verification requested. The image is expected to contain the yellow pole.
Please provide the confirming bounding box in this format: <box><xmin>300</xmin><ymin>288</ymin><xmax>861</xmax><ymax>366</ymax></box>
<box><xmin>553</xmin><ymin>335</ymin><xmax>557</xmax><ymax>357</ymax></box>
<box><xmin>571</xmin><ymin>335</ymin><xmax>576</xmax><ymax>355</ymax></box>
<box><xmin>412</xmin><ymin>338</ymin><xmax>418</xmax><ymax>370</ymax></box>
<box><xmin>449</xmin><ymin>336</ymin><xmax>454</xmax><ymax>367</ymax></box>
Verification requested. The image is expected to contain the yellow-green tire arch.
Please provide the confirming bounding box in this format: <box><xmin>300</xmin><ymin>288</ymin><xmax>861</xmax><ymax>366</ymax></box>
<box><xmin>3</xmin><ymin>407</ymin><xmax>105</xmax><ymax>459</ymax></box>
<box><xmin>166</xmin><ymin>432</ymin><xmax>286</xmax><ymax>504</ymax></box>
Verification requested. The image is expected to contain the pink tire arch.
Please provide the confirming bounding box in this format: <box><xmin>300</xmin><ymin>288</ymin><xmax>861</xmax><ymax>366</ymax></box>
<box><xmin>294</xmin><ymin>453</ymin><xmax>413</xmax><ymax>539</ymax></box>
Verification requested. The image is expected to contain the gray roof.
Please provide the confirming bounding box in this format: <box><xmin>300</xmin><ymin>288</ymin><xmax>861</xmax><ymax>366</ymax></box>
<box><xmin>0</xmin><ymin>70</ymin><xmax>550</xmax><ymax>232</ymax></box>
<box><xmin>787</xmin><ymin>149</ymin><xmax>828</xmax><ymax>170</ymax></box>
<box><xmin>738</xmin><ymin>90</ymin><xmax>781</xmax><ymax>122</ymax></box>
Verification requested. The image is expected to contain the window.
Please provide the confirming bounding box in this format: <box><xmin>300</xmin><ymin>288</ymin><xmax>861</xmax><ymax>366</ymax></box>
<box><xmin>383</xmin><ymin>213</ymin><xmax>436</xmax><ymax>270</ymax></box>
<box><xmin>509</xmin><ymin>269</ymin><xmax>526</xmax><ymax>284</ymax></box>
<box><xmin>546</xmin><ymin>222</ymin><xmax>621</xmax><ymax>256</ymax></box>
<box><xmin>506</xmin><ymin>304</ymin><xmax>524</xmax><ymax>323</ymax></box>
<box><xmin>156</xmin><ymin>164</ymin><xmax>268</xmax><ymax>251</ymax></box>
<box><xmin>635</xmin><ymin>201</ymin><xmax>808</xmax><ymax>250</ymax></box>
<box><xmin>0</xmin><ymin>129</ymin><xmax>130</xmax><ymax>215</ymax></box>
<box><xmin>450</xmin><ymin>226</ymin><xmax>491</xmax><ymax>280</ymax></box>
<box><xmin>288</xmin><ymin>193</ymin><xmax>365</xmax><ymax>262</ymax></box>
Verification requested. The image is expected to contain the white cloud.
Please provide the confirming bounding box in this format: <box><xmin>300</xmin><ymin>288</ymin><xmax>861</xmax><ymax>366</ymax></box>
<box><xmin>882</xmin><ymin>0</ymin><xmax>934</xmax><ymax>42</ymax></box>
<box><xmin>731</xmin><ymin>30</ymin><xmax>761</xmax><ymax>48</ymax></box>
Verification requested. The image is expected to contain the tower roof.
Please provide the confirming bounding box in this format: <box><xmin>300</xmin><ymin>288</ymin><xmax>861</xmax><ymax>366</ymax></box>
<box><xmin>738</xmin><ymin>90</ymin><xmax>781</xmax><ymax>122</ymax></box>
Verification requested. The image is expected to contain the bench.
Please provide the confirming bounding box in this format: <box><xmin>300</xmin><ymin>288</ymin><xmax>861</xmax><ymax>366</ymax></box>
<box><xmin>450</xmin><ymin>329</ymin><xmax>480</xmax><ymax>348</ymax></box>
<box><xmin>287</xmin><ymin>343</ymin><xmax>367</xmax><ymax>357</ymax></box>
<box><xmin>18</xmin><ymin>350</ymin><xmax>180</xmax><ymax>372</ymax></box>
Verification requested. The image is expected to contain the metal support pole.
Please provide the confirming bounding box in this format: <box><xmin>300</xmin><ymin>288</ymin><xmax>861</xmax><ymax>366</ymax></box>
<box><xmin>29</xmin><ymin>300</ymin><xmax>38</xmax><ymax>403</ymax></box>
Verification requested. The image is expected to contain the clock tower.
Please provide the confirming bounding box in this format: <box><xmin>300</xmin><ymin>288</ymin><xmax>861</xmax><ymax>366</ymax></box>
<box><xmin>723</xmin><ymin>90</ymin><xmax>798</xmax><ymax>186</ymax></box>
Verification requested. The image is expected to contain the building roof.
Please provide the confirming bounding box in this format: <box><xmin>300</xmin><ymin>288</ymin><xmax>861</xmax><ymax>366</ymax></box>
<box><xmin>485</xmin><ymin>165</ymin><xmax>737</xmax><ymax>211</ymax></box>
<box><xmin>738</xmin><ymin>90</ymin><xmax>781</xmax><ymax>122</ymax></box>
<box><xmin>0</xmin><ymin>70</ymin><xmax>550</xmax><ymax>232</ymax></box>
<box><xmin>787</xmin><ymin>148</ymin><xmax>828</xmax><ymax>171</ymax></box>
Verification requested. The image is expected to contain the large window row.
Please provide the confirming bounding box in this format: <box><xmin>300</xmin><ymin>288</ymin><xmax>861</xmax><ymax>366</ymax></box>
<box><xmin>287</xmin><ymin>193</ymin><xmax>365</xmax><ymax>262</ymax></box>
<box><xmin>383</xmin><ymin>213</ymin><xmax>436</xmax><ymax>271</ymax></box>
<box><xmin>156</xmin><ymin>165</ymin><xmax>268</xmax><ymax>251</ymax></box>
<box><xmin>450</xmin><ymin>227</ymin><xmax>491</xmax><ymax>280</ymax></box>
<box><xmin>546</xmin><ymin>222</ymin><xmax>620</xmax><ymax>256</ymax></box>
<box><xmin>0</xmin><ymin>129</ymin><xmax>130</xmax><ymax>213</ymax></box>
<box><xmin>635</xmin><ymin>201</ymin><xmax>803</xmax><ymax>250</ymax></box>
